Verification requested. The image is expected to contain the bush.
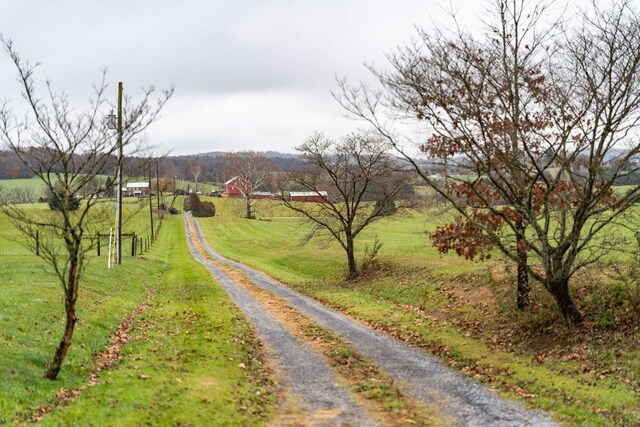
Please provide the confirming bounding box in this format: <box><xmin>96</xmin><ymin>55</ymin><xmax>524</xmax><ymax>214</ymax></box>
<box><xmin>48</xmin><ymin>189</ymin><xmax>80</xmax><ymax>211</ymax></box>
<box><xmin>183</xmin><ymin>193</ymin><xmax>215</xmax><ymax>217</ymax></box>
<box><xmin>168</xmin><ymin>206</ymin><xmax>179</xmax><ymax>215</ymax></box>
<box><xmin>195</xmin><ymin>201</ymin><xmax>216</xmax><ymax>217</ymax></box>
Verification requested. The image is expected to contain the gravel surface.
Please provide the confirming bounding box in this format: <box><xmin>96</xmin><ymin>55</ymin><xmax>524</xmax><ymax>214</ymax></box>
<box><xmin>190</xmin><ymin>216</ymin><xmax>558</xmax><ymax>427</ymax></box>
<box><xmin>184</xmin><ymin>214</ymin><xmax>378</xmax><ymax>427</ymax></box>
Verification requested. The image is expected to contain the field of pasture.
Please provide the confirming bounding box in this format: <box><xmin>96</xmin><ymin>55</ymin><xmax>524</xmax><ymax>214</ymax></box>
<box><xmin>197</xmin><ymin>196</ymin><xmax>640</xmax><ymax>426</ymax></box>
<box><xmin>1</xmin><ymin>192</ymin><xmax>638</xmax><ymax>425</ymax></box>
<box><xmin>0</xmin><ymin>202</ymin><xmax>275</xmax><ymax>425</ymax></box>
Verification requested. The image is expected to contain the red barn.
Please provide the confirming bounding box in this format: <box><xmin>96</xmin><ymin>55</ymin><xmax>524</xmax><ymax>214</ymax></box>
<box><xmin>289</xmin><ymin>191</ymin><xmax>328</xmax><ymax>203</ymax></box>
<box><xmin>224</xmin><ymin>176</ymin><xmax>252</xmax><ymax>196</ymax></box>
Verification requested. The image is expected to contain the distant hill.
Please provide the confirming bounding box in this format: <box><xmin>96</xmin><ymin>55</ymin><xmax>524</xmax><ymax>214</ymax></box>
<box><xmin>174</xmin><ymin>151</ymin><xmax>305</xmax><ymax>172</ymax></box>
<box><xmin>196</xmin><ymin>150</ymin><xmax>299</xmax><ymax>160</ymax></box>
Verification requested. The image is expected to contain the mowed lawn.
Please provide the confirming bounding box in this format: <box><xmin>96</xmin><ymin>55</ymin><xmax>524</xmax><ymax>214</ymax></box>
<box><xmin>0</xmin><ymin>177</ymin><xmax>47</xmax><ymax>196</ymax></box>
<box><xmin>0</xmin><ymin>207</ymin><xmax>275</xmax><ymax>425</ymax></box>
<box><xmin>196</xmin><ymin>197</ymin><xmax>640</xmax><ymax>426</ymax></box>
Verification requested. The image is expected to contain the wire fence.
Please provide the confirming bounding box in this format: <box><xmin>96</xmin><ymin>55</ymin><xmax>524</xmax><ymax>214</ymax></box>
<box><xmin>0</xmin><ymin>225</ymin><xmax>161</xmax><ymax>258</ymax></box>
<box><xmin>0</xmin><ymin>232</ymin><xmax>33</xmax><ymax>256</ymax></box>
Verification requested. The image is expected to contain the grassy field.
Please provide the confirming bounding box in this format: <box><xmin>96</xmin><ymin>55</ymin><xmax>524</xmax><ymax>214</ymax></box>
<box><xmin>196</xmin><ymin>197</ymin><xmax>640</xmax><ymax>426</ymax></box>
<box><xmin>0</xmin><ymin>209</ymin><xmax>275</xmax><ymax>425</ymax></box>
<box><xmin>0</xmin><ymin>177</ymin><xmax>47</xmax><ymax>197</ymax></box>
<box><xmin>0</xmin><ymin>198</ymin><xmax>162</xmax><ymax>257</ymax></box>
<box><xmin>2</xmin><ymin>194</ymin><xmax>638</xmax><ymax>425</ymax></box>
<box><xmin>175</xmin><ymin>179</ymin><xmax>221</xmax><ymax>195</ymax></box>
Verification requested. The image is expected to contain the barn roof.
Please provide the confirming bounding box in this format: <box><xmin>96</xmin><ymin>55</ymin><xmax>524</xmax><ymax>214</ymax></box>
<box><xmin>224</xmin><ymin>176</ymin><xmax>239</xmax><ymax>185</ymax></box>
<box><xmin>289</xmin><ymin>191</ymin><xmax>328</xmax><ymax>197</ymax></box>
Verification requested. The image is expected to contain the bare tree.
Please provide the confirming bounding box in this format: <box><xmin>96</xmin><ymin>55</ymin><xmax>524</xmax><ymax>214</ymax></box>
<box><xmin>281</xmin><ymin>132</ymin><xmax>412</xmax><ymax>279</ymax></box>
<box><xmin>2</xmin><ymin>186</ymin><xmax>37</xmax><ymax>204</ymax></box>
<box><xmin>0</xmin><ymin>37</ymin><xmax>173</xmax><ymax>379</ymax></box>
<box><xmin>222</xmin><ymin>151</ymin><xmax>279</xmax><ymax>219</ymax></box>
<box><xmin>336</xmin><ymin>0</ymin><xmax>640</xmax><ymax>326</ymax></box>
<box><xmin>190</xmin><ymin>162</ymin><xmax>202</xmax><ymax>193</ymax></box>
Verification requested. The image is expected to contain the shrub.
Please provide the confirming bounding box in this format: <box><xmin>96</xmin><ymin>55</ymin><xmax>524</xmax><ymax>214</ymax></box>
<box><xmin>48</xmin><ymin>189</ymin><xmax>80</xmax><ymax>211</ymax></box>
<box><xmin>168</xmin><ymin>207</ymin><xmax>179</xmax><ymax>215</ymax></box>
<box><xmin>183</xmin><ymin>193</ymin><xmax>215</xmax><ymax>217</ymax></box>
<box><xmin>195</xmin><ymin>201</ymin><xmax>216</xmax><ymax>217</ymax></box>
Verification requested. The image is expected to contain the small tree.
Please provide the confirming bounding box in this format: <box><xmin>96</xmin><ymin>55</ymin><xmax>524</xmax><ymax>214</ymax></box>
<box><xmin>0</xmin><ymin>37</ymin><xmax>172</xmax><ymax>379</ymax></box>
<box><xmin>337</xmin><ymin>0</ymin><xmax>640</xmax><ymax>326</ymax></box>
<box><xmin>190</xmin><ymin>162</ymin><xmax>202</xmax><ymax>193</ymax></box>
<box><xmin>48</xmin><ymin>188</ymin><xmax>81</xmax><ymax>212</ymax></box>
<box><xmin>222</xmin><ymin>151</ymin><xmax>279</xmax><ymax>219</ymax></box>
<box><xmin>281</xmin><ymin>132</ymin><xmax>411</xmax><ymax>279</ymax></box>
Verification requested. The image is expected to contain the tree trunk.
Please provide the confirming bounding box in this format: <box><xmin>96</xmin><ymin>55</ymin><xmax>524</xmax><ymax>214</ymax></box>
<box><xmin>516</xmin><ymin>252</ymin><xmax>529</xmax><ymax>310</ymax></box>
<box><xmin>44</xmin><ymin>307</ymin><xmax>77</xmax><ymax>380</ymax></box>
<box><xmin>548</xmin><ymin>277</ymin><xmax>583</xmax><ymax>327</ymax></box>
<box><xmin>45</xmin><ymin>250</ymin><xmax>80</xmax><ymax>380</ymax></box>
<box><xmin>346</xmin><ymin>235</ymin><xmax>358</xmax><ymax>280</ymax></box>
<box><xmin>245</xmin><ymin>197</ymin><xmax>252</xmax><ymax>219</ymax></box>
<box><xmin>515</xmin><ymin>220</ymin><xmax>529</xmax><ymax>310</ymax></box>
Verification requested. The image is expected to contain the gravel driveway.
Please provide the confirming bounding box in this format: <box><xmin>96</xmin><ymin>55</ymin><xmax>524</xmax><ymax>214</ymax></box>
<box><xmin>184</xmin><ymin>214</ymin><xmax>378</xmax><ymax>426</ymax></box>
<box><xmin>188</xmin><ymin>214</ymin><xmax>557</xmax><ymax>427</ymax></box>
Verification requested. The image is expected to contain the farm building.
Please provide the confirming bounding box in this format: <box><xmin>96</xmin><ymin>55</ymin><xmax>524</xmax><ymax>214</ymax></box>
<box><xmin>251</xmin><ymin>191</ymin><xmax>280</xmax><ymax>200</ymax></box>
<box><xmin>224</xmin><ymin>176</ymin><xmax>252</xmax><ymax>196</ymax></box>
<box><xmin>289</xmin><ymin>191</ymin><xmax>328</xmax><ymax>203</ymax></box>
<box><xmin>124</xmin><ymin>182</ymin><xmax>150</xmax><ymax>197</ymax></box>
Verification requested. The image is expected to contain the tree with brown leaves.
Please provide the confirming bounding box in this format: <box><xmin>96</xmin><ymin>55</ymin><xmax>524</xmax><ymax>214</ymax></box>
<box><xmin>337</xmin><ymin>0</ymin><xmax>640</xmax><ymax>326</ymax></box>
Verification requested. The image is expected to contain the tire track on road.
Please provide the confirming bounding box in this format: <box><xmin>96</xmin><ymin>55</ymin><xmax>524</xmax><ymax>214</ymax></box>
<box><xmin>184</xmin><ymin>213</ymin><xmax>377</xmax><ymax>427</ymax></box>
<box><xmin>190</xmin><ymin>215</ymin><xmax>557</xmax><ymax>427</ymax></box>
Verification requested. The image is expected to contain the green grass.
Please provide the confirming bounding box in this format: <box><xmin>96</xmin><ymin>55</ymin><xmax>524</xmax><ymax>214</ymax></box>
<box><xmin>0</xmin><ymin>177</ymin><xmax>47</xmax><ymax>196</ymax></box>
<box><xmin>175</xmin><ymin>179</ymin><xmax>221</xmax><ymax>194</ymax></box>
<box><xmin>0</xmin><ymin>175</ymin><xmax>116</xmax><ymax>199</ymax></box>
<box><xmin>0</xmin><ymin>211</ymin><xmax>275</xmax><ymax>425</ymax></box>
<box><xmin>195</xmin><ymin>198</ymin><xmax>640</xmax><ymax>426</ymax></box>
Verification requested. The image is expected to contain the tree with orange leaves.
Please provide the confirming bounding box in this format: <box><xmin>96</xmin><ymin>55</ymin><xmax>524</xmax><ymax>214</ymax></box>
<box><xmin>337</xmin><ymin>0</ymin><xmax>640</xmax><ymax>327</ymax></box>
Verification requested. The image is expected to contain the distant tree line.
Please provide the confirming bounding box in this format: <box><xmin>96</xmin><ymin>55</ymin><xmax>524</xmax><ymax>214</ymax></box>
<box><xmin>0</xmin><ymin>149</ymin><xmax>308</xmax><ymax>190</ymax></box>
<box><xmin>128</xmin><ymin>153</ymin><xmax>307</xmax><ymax>186</ymax></box>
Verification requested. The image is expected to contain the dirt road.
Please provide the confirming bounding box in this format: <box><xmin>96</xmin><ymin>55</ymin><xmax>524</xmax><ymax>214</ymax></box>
<box><xmin>185</xmin><ymin>213</ymin><xmax>557</xmax><ymax>426</ymax></box>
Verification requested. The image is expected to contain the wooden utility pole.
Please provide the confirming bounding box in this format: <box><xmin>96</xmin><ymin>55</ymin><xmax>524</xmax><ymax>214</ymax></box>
<box><xmin>149</xmin><ymin>161</ymin><xmax>154</xmax><ymax>242</ymax></box>
<box><xmin>156</xmin><ymin>159</ymin><xmax>160</xmax><ymax>210</ymax></box>
<box><xmin>116</xmin><ymin>82</ymin><xmax>123</xmax><ymax>264</ymax></box>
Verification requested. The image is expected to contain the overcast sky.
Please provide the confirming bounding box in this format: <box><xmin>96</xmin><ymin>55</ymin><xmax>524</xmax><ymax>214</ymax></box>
<box><xmin>0</xmin><ymin>1</ymin><xmax>485</xmax><ymax>155</ymax></box>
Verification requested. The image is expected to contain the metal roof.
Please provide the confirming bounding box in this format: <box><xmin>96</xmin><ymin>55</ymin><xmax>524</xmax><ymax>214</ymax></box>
<box><xmin>289</xmin><ymin>191</ymin><xmax>328</xmax><ymax>197</ymax></box>
<box><xmin>126</xmin><ymin>182</ymin><xmax>149</xmax><ymax>188</ymax></box>
<box><xmin>223</xmin><ymin>176</ymin><xmax>239</xmax><ymax>185</ymax></box>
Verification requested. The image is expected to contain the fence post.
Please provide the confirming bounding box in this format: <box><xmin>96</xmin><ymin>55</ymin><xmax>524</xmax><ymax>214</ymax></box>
<box><xmin>131</xmin><ymin>233</ymin><xmax>136</xmax><ymax>256</ymax></box>
<box><xmin>97</xmin><ymin>233</ymin><xmax>101</xmax><ymax>256</ymax></box>
<box><xmin>36</xmin><ymin>230</ymin><xmax>39</xmax><ymax>256</ymax></box>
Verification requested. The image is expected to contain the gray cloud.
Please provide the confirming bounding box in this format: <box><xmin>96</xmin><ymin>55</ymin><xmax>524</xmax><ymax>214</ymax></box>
<box><xmin>0</xmin><ymin>0</ymin><xmax>483</xmax><ymax>154</ymax></box>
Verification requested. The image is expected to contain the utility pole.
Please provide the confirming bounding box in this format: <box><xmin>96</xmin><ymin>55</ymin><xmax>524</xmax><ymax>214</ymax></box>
<box><xmin>156</xmin><ymin>159</ymin><xmax>160</xmax><ymax>210</ymax></box>
<box><xmin>116</xmin><ymin>82</ymin><xmax>123</xmax><ymax>265</ymax></box>
<box><xmin>149</xmin><ymin>161</ymin><xmax>154</xmax><ymax>242</ymax></box>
